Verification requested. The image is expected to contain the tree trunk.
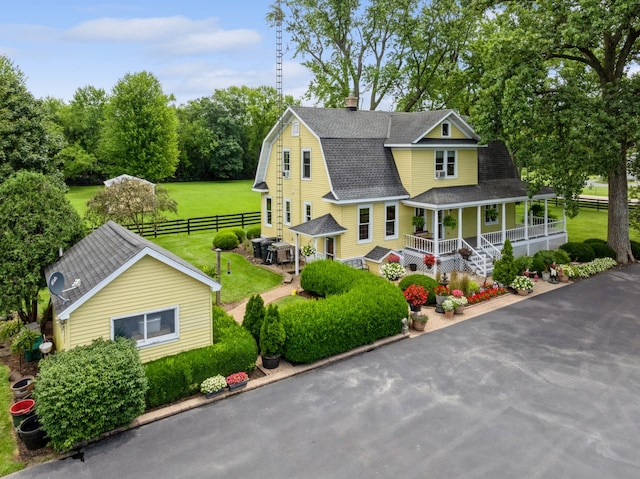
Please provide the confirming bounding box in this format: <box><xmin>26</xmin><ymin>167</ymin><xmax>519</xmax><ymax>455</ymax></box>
<box><xmin>608</xmin><ymin>159</ymin><xmax>634</xmax><ymax>264</ymax></box>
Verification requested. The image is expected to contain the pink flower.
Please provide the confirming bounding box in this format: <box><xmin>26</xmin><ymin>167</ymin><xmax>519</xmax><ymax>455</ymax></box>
<box><xmin>452</xmin><ymin>289</ymin><xmax>464</xmax><ymax>298</ymax></box>
<box><xmin>226</xmin><ymin>372</ymin><xmax>249</xmax><ymax>385</ymax></box>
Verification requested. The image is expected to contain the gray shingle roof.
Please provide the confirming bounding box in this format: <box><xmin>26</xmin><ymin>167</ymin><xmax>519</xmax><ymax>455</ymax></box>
<box><xmin>478</xmin><ymin>141</ymin><xmax>519</xmax><ymax>181</ymax></box>
<box><xmin>289</xmin><ymin>214</ymin><xmax>347</xmax><ymax>237</ymax></box>
<box><xmin>44</xmin><ymin>221</ymin><xmax>220</xmax><ymax>317</ymax></box>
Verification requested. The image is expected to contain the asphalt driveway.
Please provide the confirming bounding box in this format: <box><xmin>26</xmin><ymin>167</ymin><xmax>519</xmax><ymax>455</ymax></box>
<box><xmin>10</xmin><ymin>264</ymin><xmax>640</xmax><ymax>478</ymax></box>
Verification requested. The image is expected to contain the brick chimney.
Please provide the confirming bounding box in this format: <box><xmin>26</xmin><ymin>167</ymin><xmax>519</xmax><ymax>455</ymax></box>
<box><xmin>345</xmin><ymin>95</ymin><xmax>358</xmax><ymax>111</ymax></box>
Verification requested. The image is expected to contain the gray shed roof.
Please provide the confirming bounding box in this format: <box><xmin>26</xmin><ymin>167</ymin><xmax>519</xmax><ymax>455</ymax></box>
<box><xmin>289</xmin><ymin>214</ymin><xmax>347</xmax><ymax>237</ymax></box>
<box><xmin>44</xmin><ymin>221</ymin><xmax>220</xmax><ymax>319</ymax></box>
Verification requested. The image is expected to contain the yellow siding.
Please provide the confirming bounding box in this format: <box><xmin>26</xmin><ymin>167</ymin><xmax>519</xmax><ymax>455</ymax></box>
<box><xmin>424</xmin><ymin>121</ymin><xmax>467</xmax><ymax>139</ymax></box>
<box><xmin>57</xmin><ymin>255</ymin><xmax>213</xmax><ymax>363</ymax></box>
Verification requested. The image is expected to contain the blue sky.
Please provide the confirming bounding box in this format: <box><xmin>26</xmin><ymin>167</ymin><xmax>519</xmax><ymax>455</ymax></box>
<box><xmin>0</xmin><ymin>1</ymin><xmax>310</xmax><ymax>105</ymax></box>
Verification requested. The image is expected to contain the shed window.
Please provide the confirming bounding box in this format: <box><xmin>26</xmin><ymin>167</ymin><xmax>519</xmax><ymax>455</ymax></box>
<box><xmin>112</xmin><ymin>306</ymin><xmax>178</xmax><ymax>347</ymax></box>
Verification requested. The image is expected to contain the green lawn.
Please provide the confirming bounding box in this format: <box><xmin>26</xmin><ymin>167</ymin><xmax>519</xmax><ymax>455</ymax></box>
<box><xmin>67</xmin><ymin>180</ymin><xmax>260</xmax><ymax>218</ymax></box>
<box><xmin>0</xmin><ymin>367</ymin><xmax>25</xmax><ymax>475</ymax></box>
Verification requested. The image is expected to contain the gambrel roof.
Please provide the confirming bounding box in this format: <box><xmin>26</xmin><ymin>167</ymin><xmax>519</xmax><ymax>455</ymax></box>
<box><xmin>45</xmin><ymin>221</ymin><xmax>220</xmax><ymax>320</ymax></box>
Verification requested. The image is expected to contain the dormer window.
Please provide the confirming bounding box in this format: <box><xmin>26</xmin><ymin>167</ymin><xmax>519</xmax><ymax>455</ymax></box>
<box><xmin>292</xmin><ymin>121</ymin><xmax>299</xmax><ymax>137</ymax></box>
<box><xmin>441</xmin><ymin>122</ymin><xmax>450</xmax><ymax>137</ymax></box>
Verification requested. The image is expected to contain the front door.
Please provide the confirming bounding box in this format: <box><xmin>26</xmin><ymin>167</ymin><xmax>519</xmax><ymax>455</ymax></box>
<box><xmin>325</xmin><ymin>237</ymin><xmax>335</xmax><ymax>260</ymax></box>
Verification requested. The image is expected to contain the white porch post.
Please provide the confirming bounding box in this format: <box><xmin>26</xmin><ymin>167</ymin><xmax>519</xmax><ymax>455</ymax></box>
<box><xmin>544</xmin><ymin>199</ymin><xmax>549</xmax><ymax>237</ymax></box>
<box><xmin>433</xmin><ymin>209</ymin><xmax>440</xmax><ymax>256</ymax></box>
<box><xmin>476</xmin><ymin>205</ymin><xmax>481</xmax><ymax>248</ymax></box>
<box><xmin>457</xmin><ymin>207</ymin><xmax>463</xmax><ymax>248</ymax></box>
<box><xmin>501</xmin><ymin>203</ymin><xmax>507</xmax><ymax>243</ymax></box>
<box><xmin>294</xmin><ymin>234</ymin><xmax>300</xmax><ymax>276</ymax></box>
<box><xmin>524</xmin><ymin>200</ymin><xmax>530</xmax><ymax>256</ymax></box>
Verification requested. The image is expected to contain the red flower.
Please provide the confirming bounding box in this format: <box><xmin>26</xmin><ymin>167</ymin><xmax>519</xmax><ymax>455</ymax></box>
<box><xmin>434</xmin><ymin>285</ymin><xmax>449</xmax><ymax>296</ymax></box>
<box><xmin>403</xmin><ymin>284</ymin><xmax>428</xmax><ymax>307</ymax></box>
<box><xmin>423</xmin><ymin>254</ymin><xmax>436</xmax><ymax>267</ymax></box>
<box><xmin>387</xmin><ymin>253</ymin><xmax>401</xmax><ymax>263</ymax></box>
<box><xmin>226</xmin><ymin>372</ymin><xmax>249</xmax><ymax>385</ymax></box>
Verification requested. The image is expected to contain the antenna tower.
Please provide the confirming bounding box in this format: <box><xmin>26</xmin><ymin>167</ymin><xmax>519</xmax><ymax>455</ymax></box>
<box><xmin>275</xmin><ymin>0</ymin><xmax>284</xmax><ymax>241</ymax></box>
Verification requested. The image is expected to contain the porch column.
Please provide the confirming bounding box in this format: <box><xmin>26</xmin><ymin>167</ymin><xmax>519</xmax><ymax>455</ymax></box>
<box><xmin>476</xmin><ymin>205</ymin><xmax>481</xmax><ymax>248</ymax></box>
<box><xmin>501</xmin><ymin>202</ymin><xmax>507</xmax><ymax>243</ymax></box>
<box><xmin>544</xmin><ymin>199</ymin><xmax>549</xmax><ymax>236</ymax></box>
<box><xmin>294</xmin><ymin>234</ymin><xmax>300</xmax><ymax>276</ymax></box>
<box><xmin>457</xmin><ymin>207</ymin><xmax>463</xmax><ymax>248</ymax></box>
<box><xmin>433</xmin><ymin>209</ymin><xmax>440</xmax><ymax>257</ymax></box>
<box><xmin>524</xmin><ymin>200</ymin><xmax>530</xmax><ymax>256</ymax></box>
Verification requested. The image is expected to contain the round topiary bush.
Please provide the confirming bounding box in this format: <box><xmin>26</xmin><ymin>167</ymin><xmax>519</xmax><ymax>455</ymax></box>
<box><xmin>213</xmin><ymin>230</ymin><xmax>239</xmax><ymax>250</ymax></box>
<box><xmin>631</xmin><ymin>240</ymin><xmax>640</xmax><ymax>259</ymax></box>
<box><xmin>587</xmin><ymin>242</ymin><xmax>616</xmax><ymax>259</ymax></box>
<box><xmin>231</xmin><ymin>227</ymin><xmax>246</xmax><ymax>243</ymax></box>
<box><xmin>398</xmin><ymin>274</ymin><xmax>439</xmax><ymax>305</ymax></box>
<box><xmin>583</xmin><ymin>238</ymin><xmax>607</xmax><ymax>245</ymax></box>
<box><xmin>560</xmin><ymin>242</ymin><xmax>595</xmax><ymax>262</ymax></box>
<box><xmin>246</xmin><ymin>224</ymin><xmax>261</xmax><ymax>240</ymax></box>
<box><xmin>553</xmin><ymin>249</ymin><xmax>571</xmax><ymax>264</ymax></box>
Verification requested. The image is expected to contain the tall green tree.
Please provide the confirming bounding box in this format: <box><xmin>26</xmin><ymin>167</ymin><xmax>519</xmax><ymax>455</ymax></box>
<box><xmin>469</xmin><ymin>0</ymin><xmax>640</xmax><ymax>263</ymax></box>
<box><xmin>99</xmin><ymin>72</ymin><xmax>179</xmax><ymax>182</ymax></box>
<box><xmin>0</xmin><ymin>56</ymin><xmax>63</xmax><ymax>183</ymax></box>
<box><xmin>0</xmin><ymin>171</ymin><xmax>85</xmax><ymax>322</ymax></box>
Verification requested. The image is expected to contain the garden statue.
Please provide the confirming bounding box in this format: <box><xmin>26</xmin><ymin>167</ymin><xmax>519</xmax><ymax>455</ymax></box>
<box><xmin>549</xmin><ymin>262</ymin><xmax>558</xmax><ymax>284</ymax></box>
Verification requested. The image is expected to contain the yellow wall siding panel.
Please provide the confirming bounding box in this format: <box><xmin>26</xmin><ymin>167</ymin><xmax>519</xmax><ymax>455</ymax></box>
<box><xmin>424</xmin><ymin>122</ymin><xmax>467</xmax><ymax>139</ymax></box>
<box><xmin>63</xmin><ymin>255</ymin><xmax>212</xmax><ymax>363</ymax></box>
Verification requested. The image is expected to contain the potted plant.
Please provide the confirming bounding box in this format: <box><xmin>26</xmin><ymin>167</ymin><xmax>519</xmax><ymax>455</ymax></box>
<box><xmin>380</xmin><ymin>262</ymin><xmax>406</xmax><ymax>281</ymax></box>
<box><xmin>387</xmin><ymin>253</ymin><xmax>401</xmax><ymax>263</ymax></box>
<box><xmin>442</xmin><ymin>214</ymin><xmax>457</xmax><ymax>230</ymax></box>
<box><xmin>300</xmin><ymin>244</ymin><xmax>316</xmax><ymax>258</ymax></box>
<box><xmin>510</xmin><ymin>275</ymin><xmax>534</xmax><ymax>295</ymax></box>
<box><xmin>201</xmin><ymin>375</ymin><xmax>227</xmax><ymax>398</ymax></box>
<box><xmin>450</xmin><ymin>290</ymin><xmax>468</xmax><ymax>313</ymax></box>
<box><xmin>423</xmin><ymin>254</ymin><xmax>436</xmax><ymax>268</ymax></box>
<box><xmin>486</xmin><ymin>207</ymin><xmax>498</xmax><ymax>221</ymax></box>
<box><xmin>458</xmin><ymin>247</ymin><xmax>472</xmax><ymax>260</ymax></box>
<box><xmin>226</xmin><ymin>372</ymin><xmax>249</xmax><ymax>391</ymax></box>
<box><xmin>259</xmin><ymin>304</ymin><xmax>286</xmax><ymax>369</ymax></box>
<box><xmin>442</xmin><ymin>298</ymin><xmax>456</xmax><ymax>318</ymax></box>
<box><xmin>403</xmin><ymin>284</ymin><xmax>428</xmax><ymax>312</ymax></box>
<box><xmin>411</xmin><ymin>313</ymin><xmax>429</xmax><ymax>331</ymax></box>
<box><xmin>412</xmin><ymin>215</ymin><xmax>425</xmax><ymax>232</ymax></box>
<box><xmin>10</xmin><ymin>327</ymin><xmax>42</xmax><ymax>362</ymax></box>
<box><xmin>433</xmin><ymin>284</ymin><xmax>450</xmax><ymax>305</ymax></box>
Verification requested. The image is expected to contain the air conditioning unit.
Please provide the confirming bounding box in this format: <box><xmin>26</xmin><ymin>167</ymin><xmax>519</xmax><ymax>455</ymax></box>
<box><xmin>435</xmin><ymin>171</ymin><xmax>446</xmax><ymax>179</ymax></box>
<box><xmin>282</xmin><ymin>171</ymin><xmax>290</xmax><ymax>179</ymax></box>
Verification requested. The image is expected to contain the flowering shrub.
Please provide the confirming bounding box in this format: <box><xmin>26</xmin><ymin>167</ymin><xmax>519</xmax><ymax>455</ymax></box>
<box><xmin>387</xmin><ymin>253</ymin><xmax>401</xmax><ymax>263</ymax></box>
<box><xmin>403</xmin><ymin>284</ymin><xmax>428</xmax><ymax>307</ymax></box>
<box><xmin>451</xmin><ymin>289</ymin><xmax>464</xmax><ymax>298</ymax></box>
<box><xmin>511</xmin><ymin>275</ymin><xmax>534</xmax><ymax>290</ymax></box>
<box><xmin>301</xmin><ymin>244</ymin><xmax>316</xmax><ymax>257</ymax></box>
<box><xmin>201</xmin><ymin>375</ymin><xmax>227</xmax><ymax>394</ymax></box>
<box><xmin>571</xmin><ymin>257</ymin><xmax>616</xmax><ymax>278</ymax></box>
<box><xmin>449</xmin><ymin>295</ymin><xmax>468</xmax><ymax>307</ymax></box>
<box><xmin>226</xmin><ymin>372</ymin><xmax>249</xmax><ymax>385</ymax></box>
<box><xmin>442</xmin><ymin>298</ymin><xmax>456</xmax><ymax>311</ymax></box>
<box><xmin>423</xmin><ymin>254</ymin><xmax>436</xmax><ymax>267</ymax></box>
<box><xmin>434</xmin><ymin>285</ymin><xmax>450</xmax><ymax>296</ymax></box>
<box><xmin>467</xmin><ymin>287</ymin><xmax>508</xmax><ymax>304</ymax></box>
<box><xmin>380</xmin><ymin>262</ymin><xmax>406</xmax><ymax>280</ymax></box>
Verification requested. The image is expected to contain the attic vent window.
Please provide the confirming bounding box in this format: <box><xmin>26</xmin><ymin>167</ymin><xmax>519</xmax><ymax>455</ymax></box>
<box><xmin>292</xmin><ymin>121</ymin><xmax>299</xmax><ymax>137</ymax></box>
<box><xmin>441</xmin><ymin>122</ymin><xmax>450</xmax><ymax>137</ymax></box>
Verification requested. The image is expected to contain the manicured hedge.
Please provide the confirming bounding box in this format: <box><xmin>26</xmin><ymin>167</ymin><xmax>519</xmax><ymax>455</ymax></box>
<box><xmin>213</xmin><ymin>230</ymin><xmax>239</xmax><ymax>250</ymax></box>
<box><xmin>398</xmin><ymin>274</ymin><xmax>439</xmax><ymax>305</ymax></box>
<box><xmin>282</xmin><ymin>261</ymin><xmax>405</xmax><ymax>364</ymax></box>
<box><xmin>34</xmin><ymin>338</ymin><xmax>148</xmax><ymax>452</ymax></box>
<box><xmin>144</xmin><ymin>307</ymin><xmax>257</xmax><ymax>409</ymax></box>
<box><xmin>588</xmin><ymin>242</ymin><xmax>616</xmax><ymax>259</ymax></box>
<box><xmin>560</xmin><ymin>242</ymin><xmax>596</xmax><ymax>262</ymax></box>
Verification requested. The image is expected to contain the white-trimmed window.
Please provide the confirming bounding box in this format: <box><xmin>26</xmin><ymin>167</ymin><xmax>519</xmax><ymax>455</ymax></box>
<box><xmin>292</xmin><ymin>120</ymin><xmax>299</xmax><ymax>137</ymax></box>
<box><xmin>441</xmin><ymin>122</ymin><xmax>450</xmax><ymax>137</ymax></box>
<box><xmin>265</xmin><ymin>196</ymin><xmax>272</xmax><ymax>226</ymax></box>
<box><xmin>385</xmin><ymin>202</ymin><xmax>398</xmax><ymax>239</ymax></box>
<box><xmin>302</xmin><ymin>149</ymin><xmax>311</xmax><ymax>179</ymax></box>
<box><xmin>112</xmin><ymin>306</ymin><xmax>178</xmax><ymax>347</ymax></box>
<box><xmin>284</xmin><ymin>198</ymin><xmax>292</xmax><ymax>225</ymax></box>
<box><xmin>282</xmin><ymin>149</ymin><xmax>290</xmax><ymax>178</ymax></box>
<box><xmin>358</xmin><ymin>205</ymin><xmax>372</xmax><ymax>242</ymax></box>
<box><xmin>435</xmin><ymin>150</ymin><xmax>456</xmax><ymax>178</ymax></box>
<box><xmin>485</xmin><ymin>204</ymin><xmax>499</xmax><ymax>225</ymax></box>
<box><xmin>304</xmin><ymin>202</ymin><xmax>312</xmax><ymax>222</ymax></box>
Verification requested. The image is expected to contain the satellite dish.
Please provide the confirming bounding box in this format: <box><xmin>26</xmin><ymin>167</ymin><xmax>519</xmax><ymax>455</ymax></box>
<box><xmin>48</xmin><ymin>272</ymin><xmax>65</xmax><ymax>295</ymax></box>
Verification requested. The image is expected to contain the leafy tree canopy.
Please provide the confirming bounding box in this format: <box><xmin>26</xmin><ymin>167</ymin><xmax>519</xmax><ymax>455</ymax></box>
<box><xmin>0</xmin><ymin>171</ymin><xmax>85</xmax><ymax>322</ymax></box>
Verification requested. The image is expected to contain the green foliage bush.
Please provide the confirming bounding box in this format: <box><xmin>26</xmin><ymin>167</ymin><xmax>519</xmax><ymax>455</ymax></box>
<box><xmin>213</xmin><ymin>230</ymin><xmax>239</xmax><ymax>250</ymax></box>
<box><xmin>231</xmin><ymin>227</ymin><xmax>246</xmax><ymax>243</ymax></box>
<box><xmin>282</xmin><ymin>263</ymin><xmax>404</xmax><ymax>364</ymax></box>
<box><xmin>145</xmin><ymin>307</ymin><xmax>257</xmax><ymax>409</ymax></box>
<box><xmin>246</xmin><ymin>225</ymin><xmax>261</xmax><ymax>239</ymax></box>
<box><xmin>398</xmin><ymin>274</ymin><xmax>439</xmax><ymax>305</ymax></box>
<box><xmin>242</xmin><ymin>294</ymin><xmax>265</xmax><ymax>345</ymax></box>
<box><xmin>531</xmin><ymin>256</ymin><xmax>545</xmax><ymax>275</ymax></box>
<box><xmin>586</xmin><ymin>241</ymin><xmax>616</xmax><ymax>259</ymax></box>
<box><xmin>492</xmin><ymin>239</ymin><xmax>518</xmax><ymax>286</ymax></box>
<box><xmin>514</xmin><ymin>255</ymin><xmax>533</xmax><ymax>275</ymax></box>
<box><xmin>300</xmin><ymin>259</ymin><xmax>361</xmax><ymax>297</ymax></box>
<box><xmin>259</xmin><ymin>304</ymin><xmax>286</xmax><ymax>357</ymax></box>
<box><xmin>560</xmin><ymin>242</ymin><xmax>596</xmax><ymax>262</ymax></box>
<box><xmin>533</xmin><ymin>250</ymin><xmax>557</xmax><ymax>271</ymax></box>
<box><xmin>34</xmin><ymin>338</ymin><xmax>148</xmax><ymax>452</ymax></box>
<box><xmin>583</xmin><ymin>238</ymin><xmax>606</xmax><ymax>245</ymax></box>
<box><xmin>631</xmin><ymin>240</ymin><xmax>640</xmax><ymax>259</ymax></box>
<box><xmin>553</xmin><ymin>249</ymin><xmax>571</xmax><ymax>264</ymax></box>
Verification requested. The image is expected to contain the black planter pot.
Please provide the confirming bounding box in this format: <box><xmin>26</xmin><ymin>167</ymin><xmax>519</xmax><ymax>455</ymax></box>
<box><xmin>262</xmin><ymin>354</ymin><xmax>281</xmax><ymax>369</ymax></box>
<box><xmin>17</xmin><ymin>415</ymin><xmax>48</xmax><ymax>451</ymax></box>
<box><xmin>409</xmin><ymin>263</ymin><xmax>417</xmax><ymax>271</ymax></box>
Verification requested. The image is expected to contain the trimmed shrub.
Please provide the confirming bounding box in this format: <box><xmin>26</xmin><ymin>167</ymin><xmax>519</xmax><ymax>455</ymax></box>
<box><xmin>34</xmin><ymin>338</ymin><xmax>148</xmax><ymax>452</ymax></box>
<box><xmin>553</xmin><ymin>249</ymin><xmax>571</xmax><ymax>264</ymax></box>
<box><xmin>259</xmin><ymin>304</ymin><xmax>286</xmax><ymax>357</ymax></box>
<box><xmin>531</xmin><ymin>256</ymin><xmax>545</xmax><ymax>275</ymax></box>
<box><xmin>533</xmin><ymin>250</ymin><xmax>556</xmax><ymax>272</ymax></box>
<box><xmin>282</xmin><ymin>265</ymin><xmax>405</xmax><ymax>364</ymax></box>
<box><xmin>300</xmin><ymin>259</ymin><xmax>362</xmax><ymax>297</ymax></box>
<box><xmin>243</xmin><ymin>294</ymin><xmax>265</xmax><ymax>345</ymax></box>
<box><xmin>231</xmin><ymin>227</ymin><xmax>246</xmax><ymax>243</ymax></box>
<box><xmin>144</xmin><ymin>307</ymin><xmax>257</xmax><ymax>409</ymax></box>
<box><xmin>213</xmin><ymin>230</ymin><xmax>239</xmax><ymax>250</ymax></box>
<box><xmin>492</xmin><ymin>239</ymin><xmax>518</xmax><ymax>286</ymax></box>
<box><xmin>587</xmin><ymin>242</ymin><xmax>616</xmax><ymax>259</ymax></box>
<box><xmin>398</xmin><ymin>274</ymin><xmax>439</xmax><ymax>305</ymax></box>
<box><xmin>631</xmin><ymin>240</ymin><xmax>640</xmax><ymax>259</ymax></box>
<box><xmin>560</xmin><ymin>242</ymin><xmax>596</xmax><ymax>262</ymax></box>
<box><xmin>583</xmin><ymin>238</ymin><xmax>606</xmax><ymax>245</ymax></box>
<box><xmin>514</xmin><ymin>255</ymin><xmax>533</xmax><ymax>275</ymax></box>
<box><xmin>246</xmin><ymin>224</ymin><xmax>261</xmax><ymax>240</ymax></box>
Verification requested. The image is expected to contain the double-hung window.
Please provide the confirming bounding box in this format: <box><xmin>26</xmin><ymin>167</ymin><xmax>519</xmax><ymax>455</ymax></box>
<box><xmin>284</xmin><ymin>198</ymin><xmax>291</xmax><ymax>225</ymax></box>
<box><xmin>265</xmin><ymin>196</ymin><xmax>272</xmax><ymax>226</ymax></box>
<box><xmin>112</xmin><ymin>306</ymin><xmax>178</xmax><ymax>347</ymax></box>
<box><xmin>435</xmin><ymin>150</ymin><xmax>456</xmax><ymax>178</ymax></box>
<box><xmin>385</xmin><ymin>202</ymin><xmax>397</xmax><ymax>239</ymax></box>
<box><xmin>282</xmin><ymin>149</ymin><xmax>290</xmax><ymax>178</ymax></box>
<box><xmin>304</xmin><ymin>202</ymin><xmax>312</xmax><ymax>222</ymax></box>
<box><xmin>358</xmin><ymin>205</ymin><xmax>372</xmax><ymax>242</ymax></box>
<box><xmin>302</xmin><ymin>149</ymin><xmax>311</xmax><ymax>179</ymax></box>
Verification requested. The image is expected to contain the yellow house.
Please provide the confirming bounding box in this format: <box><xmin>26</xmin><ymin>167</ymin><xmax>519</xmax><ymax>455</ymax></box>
<box><xmin>253</xmin><ymin>103</ymin><xmax>567</xmax><ymax>277</ymax></box>
<box><xmin>44</xmin><ymin>221</ymin><xmax>221</xmax><ymax>363</ymax></box>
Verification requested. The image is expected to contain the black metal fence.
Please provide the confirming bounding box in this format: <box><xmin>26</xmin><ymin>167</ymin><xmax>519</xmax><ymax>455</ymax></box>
<box><xmin>128</xmin><ymin>211</ymin><xmax>261</xmax><ymax>237</ymax></box>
